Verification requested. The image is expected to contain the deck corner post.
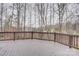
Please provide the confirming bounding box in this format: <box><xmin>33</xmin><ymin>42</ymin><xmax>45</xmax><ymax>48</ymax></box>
<box><xmin>69</xmin><ymin>35</ymin><xmax>73</xmax><ymax>48</ymax></box>
<box><xmin>54</xmin><ymin>32</ymin><xmax>56</xmax><ymax>42</ymax></box>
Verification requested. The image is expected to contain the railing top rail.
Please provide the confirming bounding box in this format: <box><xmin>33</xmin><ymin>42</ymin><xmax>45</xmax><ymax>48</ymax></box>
<box><xmin>54</xmin><ymin>32</ymin><xmax>79</xmax><ymax>37</ymax></box>
<box><xmin>0</xmin><ymin>31</ymin><xmax>79</xmax><ymax>37</ymax></box>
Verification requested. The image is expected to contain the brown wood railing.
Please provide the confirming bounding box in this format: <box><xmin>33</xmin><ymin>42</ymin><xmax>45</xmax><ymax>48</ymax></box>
<box><xmin>0</xmin><ymin>31</ymin><xmax>79</xmax><ymax>49</ymax></box>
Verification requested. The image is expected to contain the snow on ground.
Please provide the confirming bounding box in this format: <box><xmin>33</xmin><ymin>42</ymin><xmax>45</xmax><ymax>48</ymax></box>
<box><xmin>0</xmin><ymin>39</ymin><xmax>79</xmax><ymax>56</ymax></box>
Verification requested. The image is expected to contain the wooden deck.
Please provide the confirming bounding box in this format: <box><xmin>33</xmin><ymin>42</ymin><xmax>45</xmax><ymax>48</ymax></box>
<box><xmin>0</xmin><ymin>39</ymin><xmax>79</xmax><ymax>56</ymax></box>
<box><xmin>0</xmin><ymin>31</ymin><xmax>79</xmax><ymax>49</ymax></box>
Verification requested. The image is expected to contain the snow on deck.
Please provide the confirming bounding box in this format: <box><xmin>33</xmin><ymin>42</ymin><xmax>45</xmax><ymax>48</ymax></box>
<box><xmin>0</xmin><ymin>39</ymin><xmax>79</xmax><ymax>56</ymax></box>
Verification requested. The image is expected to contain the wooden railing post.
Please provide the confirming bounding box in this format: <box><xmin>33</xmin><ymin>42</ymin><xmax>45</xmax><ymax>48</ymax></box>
<box><xmin>54</xmin><ymin>32</ymin><xmax>56</xmax><ymax>42</ymax></box>
<box><xmin>69</xmin><ymin>35</ymin><xmax>73</xmax><ymax>48</ymax></box>
<box><xmin>31</xmin><ymin>31</ymin><xmax>33</xmax><ymax>39</ymax></box>
<box><xmin>14</xmin><ymin>32</ymin><xmax>15</xmax><ymax>41</ymax></box>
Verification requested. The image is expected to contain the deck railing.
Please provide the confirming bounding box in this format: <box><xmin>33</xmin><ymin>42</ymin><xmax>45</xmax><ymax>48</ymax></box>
<box><xmin>0</xmin><ymin>31</ymin><xmax>79</xmax><ymax>49</ymax></box>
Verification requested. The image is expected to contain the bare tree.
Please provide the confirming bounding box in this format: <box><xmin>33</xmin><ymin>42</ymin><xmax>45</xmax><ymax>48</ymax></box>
<box><xmin>57</xmin><ymin>3</ymin><xmax>66</xmax><ymax>32</ymax></box>
<box><xmin>17</xmin><ymin>3</ymin><xmax>21</xmax><ymax>31</ymax></box>
<box><xmin>23</xmin><ymin>3</ymin><xmax>26</xmax><ymax>31</ymax></box>
<box><xmin>0</xmin><ymin>3</ymin><xmax>3</xmax><ymax>32</ymax></box>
